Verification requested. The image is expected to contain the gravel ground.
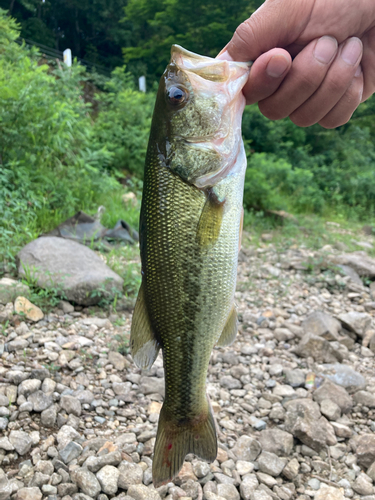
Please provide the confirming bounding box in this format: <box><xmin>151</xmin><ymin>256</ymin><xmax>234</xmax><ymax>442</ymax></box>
<box><xmin>2</xmin><ymin>238</ymin><xmax>375</xmax><ymax>500</ymax></box>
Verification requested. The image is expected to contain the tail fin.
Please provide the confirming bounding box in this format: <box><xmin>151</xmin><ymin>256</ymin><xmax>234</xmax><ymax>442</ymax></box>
<box><xmin>152</xmin><ymin>400</ymin><xmax>217</xmax><ymax>487</ymax></box>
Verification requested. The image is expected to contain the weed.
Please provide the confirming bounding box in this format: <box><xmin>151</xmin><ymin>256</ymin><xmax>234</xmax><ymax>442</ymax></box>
<box><xmin>1</xmin><ymin>320</ymin><xmax>9</xmax><ymax>336</ymax></box>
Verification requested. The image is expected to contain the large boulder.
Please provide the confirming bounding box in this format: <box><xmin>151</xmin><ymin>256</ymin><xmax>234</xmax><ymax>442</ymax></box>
<box><xmin>333</xmin><ymin>251</ymin><xmax>375</xmax><ymax>278</ymax></box>
<box><xmin>17</xmin><ymin>237</ymin><xmax>123</xmax><ymax>306</ymax></box>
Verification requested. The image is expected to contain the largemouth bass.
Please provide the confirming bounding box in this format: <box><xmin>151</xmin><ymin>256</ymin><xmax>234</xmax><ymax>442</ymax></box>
<box><xmin>130</xmin><ymin>45</ymin><xmax>250</xmax><ymax>487</ymax></box>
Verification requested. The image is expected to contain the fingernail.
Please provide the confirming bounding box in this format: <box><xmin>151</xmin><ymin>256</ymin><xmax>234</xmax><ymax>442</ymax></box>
<box><xmin>313</xmin><ymin>36</ymin><xmax>338</xmax><ymax>64</ymax></box>
<box><xmin>216</xmin><ymin>50</ymin><xmax>233</xmax><ymax>61</ymax></box>
<box><xmin>355</xmin><ymin>64</ymin><xmax>362</xmax><ymax>77</ymax></box>
<box><xmin>341</xmin><ymin>37</ymin><xmax>362</xmax><ymax>66</ymax></box>
<box><xmin>266</xmin><ymin>54</ymin><xmax>289</xmax><ymax>78</ymax></box>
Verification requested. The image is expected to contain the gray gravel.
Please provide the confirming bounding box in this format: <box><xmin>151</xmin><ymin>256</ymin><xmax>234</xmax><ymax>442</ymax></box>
<box><xmin>1</xmin><ymin>239</ymin><xmax>375</xmax><ymax>499</ymax></box>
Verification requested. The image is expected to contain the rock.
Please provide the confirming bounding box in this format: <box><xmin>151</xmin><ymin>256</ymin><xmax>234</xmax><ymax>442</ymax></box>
<box><xmin>249</xmin><ymin>491</ymin><xmax>272</xmax><ymax>500</ymax></box>
<box><xmin>284</xmin><ymin>369</ymin><xmax>305</xmax><ymax>388</ymax></box>
<box><xmin>9</xmin><ymin>430</ymin><xmax>32</xmax><ymax>455</ymax></box>
<box><xmin>86</xmin><ymin>451</ymin><xmax>122</xmax><ymax>473</ymax></box>
<box><xmin>139</xmin><ymin>377</ymin><xmax>165</xmax><ymax>397</ymax></box>
<box><xmin>118</xmin><ymin>462</ymin><xmax>143</xmax><ymax>489</ymax></box>
<box><xmin>56</xmin><ymin>425</ymin><xmax>81</xmax><ymax>450</ymax></box>
<box><xmin>319</xmin><ymin>399</ymin><xmax>341</xmax><ymax>420</ymax></box>
<box><xmin>337</xmin><ymin>311</ymin><xmax>372</xmax><ymax>337</ymax></box>
<box><xmin>338</xmin><ymin>264</ymin><xmax>363</xmax><ymax>285</ymax></box>
<box><xmin>319</xmin><ymin>363</ymin><xmax>366</xmax><ymax>393</ymax></box>
<box><xmin>353</xmin><ymin>390</ymin><xmax>375</xmax><ymax>407</ymax></box>
<box><xmin>74</xmin><ymin>469</ymin><xmax>101</xmax><ymax>498</ymax></box>
<box><xmin>367</xmin><ymin>462</ymin><xmax>375</xmax><ymax>482</ymax></box>
<box><xmin>330</xmin><ymin>422</ymin><xmax>352</xmax><ymax>438</ymax></box>
<box><xmin>57</xmin><ymin>300</ymin><xmax>75</xmax><ymax>313</ymax></box>
<box><xmin>282</xmin><ymin>458</ymin><xmax>299</xmax><ymax>480</ymax></box>
<box><xmin>232</xmin><ymin>435</ymin><xmax>261</xmax><ymax>461</ymax></box>
<box><xmin>60</xmin><ymin>395</ymin><xmax>81</xmax><ymax>416</ymax></box>
<box><xmin>0</xmin><ymin>395</ymin><xmax>8</xmax><ymax>406</ymax></box>
<box><xmin>284</xmin><ymin>399</ymin><xmax>327</xmax><ymax>451</ymax></box>
<box><xmin>73</xmin><ymin>390</ymin><xmax>94</xmax><ymax>405</ymax></box>
<box><xmin>239</xmin><ymin>475</ymin><xmax>259</xmax><ymax>500</ymax></box>
<box><xmin>334</xmin><ymin>251</ymin><xmax>375</xmax><ymax>278</ymax></box>
<box><xmin>313</xmin><ymin>378</ymin><xmax>353</xmax><ymax>413</ymax></box>
<box><xmin>236</xmin><ymin>461</ymin><xmax>254</xmax><ymax>476</ymax></box>
<box><xmin>294</xmin><ymin>334</ymin><xmax>343</xmax><ymax>363</ymax></box>
<box><xmin>127</xmin><ymin>484</ymin><xmax>161</xmax><ymax>500</ymax></box>
<box><xmin>41</xmin><ymin>405</ymin><xmax>57</xmax><ymax>427</ymax></box>
<box><xmin>192</xmin><ymin>460</ymin><xmax>211</xmax><ymax>478</ymax></box>
<box><xmin>313</xmin><ymin>485</ymin><xmax>344</xmax><ymax>500</ymax></box>
<box><xmin>258</xmin><ymin>429</ymin><xmax>294</xmax><ymax>456</ymax></box>
<box><xmin>257</xmin><ymin>451</ymin><xmax>285</xmax><ymax>477</ymax></box>
<box><xmin>302</xmin><ymin>311</ymin><xmax>342</xmax><ymax>340</ymax></box>
<box><xmin>59</xmin><ymin>441</ymin><xmax>83</xmax><ymax>464</ymax></box>
<box><xmin>57</xmin><ymin>483</ymin><xmax>78</xmax><ymax>496</ymax></box>
<box><xmin>0</xmin><ymin>470</ymin><xmax>12</xmax><ymax>500</ymax></box>
<box><xmin>108</xmin><ymin>351</ymin><xmax>127</xmax><ymax>370</ymax></box>
<box><xmin>18</xmin><ymin>379</ymin><xmax>42</xmax><ymax>397</ymax></box>
<box><xmin>7</xmin><ymin>338</ymin><xmax>29</xmax><ymax>351</ymax></box>
<box><xmin>220</xmin><ymin>376</ymin><xmax>242</xmax><ymax>390</ymax></box>
<box><xmin>17</xmin><ymin>237</ymin><xmax>124</xmax><ymax>306</ymax></box>
<box><xmin>14</xmin><ymin>296</ymin><xmax>43</xmax><ymax>322</ymax></box>
<box><xmin>28</xmin><ymin>391</ymin><xmax>53</xmax><ymax>412</ymax></box>
<box><xmin>352</xmin><ymin>473</ymin><xmax>374</xmax><ymax>495</ymax></box>
<box><xmin>0</xmin><ymin>278</ymin><xmax>29</xmax><ymax>305</ymax></box>
<box><xmin>216</xmin><ymin>484</ymin><xmax>240</xmax><ymax>500</ymax></box>
<box><xmin>16</xmin><ymin>487</ymin><xmax>42</xmax><ymax>500</ymax></box>
<box><xmin>96</xmin><ymin>465</ymin><xmax>119</xmax><ymax>496</ymax></box>
<box><xmin>0</xmin><ymin>437</ymin><xmax>14</xmax><ymax>451</ymax></box>
<box><xmin>356</xmin><ymin>434</ymin><xmax>375</xmax><ymax>468</ymax></box>
<box><xmin>6</xmin><ymin>370</ymin><xmax>29</xmax><ymax>385</ymax></box>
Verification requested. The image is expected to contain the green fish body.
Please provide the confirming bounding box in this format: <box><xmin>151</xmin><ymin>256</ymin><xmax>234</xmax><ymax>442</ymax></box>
<box><xmin>130</xmin><ymin>45</ymin><xmax>250</xmax><ymax>487</ymax></box>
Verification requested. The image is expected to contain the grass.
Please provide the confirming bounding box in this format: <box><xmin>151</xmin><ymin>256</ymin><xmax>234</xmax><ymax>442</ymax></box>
<box><xmin>243</xmin><ymin>210</ymin><xmax>375</xmax><ymax>256</ymax></box>
<box><xmin>2</xmin><ymin>175</ymin><xmax>375</xmax><ymax>313</ymax></box>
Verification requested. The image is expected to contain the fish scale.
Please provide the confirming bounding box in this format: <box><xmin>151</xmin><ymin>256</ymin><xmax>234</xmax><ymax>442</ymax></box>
<box><xmin>130</xmin><ymin>44</ymin><xmax>250</xmax><ymax>486</ymax></box>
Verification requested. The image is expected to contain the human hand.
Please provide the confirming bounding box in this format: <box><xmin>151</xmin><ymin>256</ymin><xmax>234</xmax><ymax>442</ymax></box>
<box><xmin>217</xmin><ymin>0</ymin><xmax>375</xmax><ymax>128</ymax></box>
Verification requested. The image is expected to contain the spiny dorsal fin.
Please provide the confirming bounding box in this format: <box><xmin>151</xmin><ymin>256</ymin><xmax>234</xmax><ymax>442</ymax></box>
<box><xmin>130</xmin><ymin>280</ymin><xmax>160</xmax><ymax>370</ymax></box>
<box><xmin>196</xmin><ymin>189</ymin><xmax>225</xmax><ymax>249</ymax></box>
<box><xmin>216</xmin><ymin>305</ymin><xmax>238</xmax><ymax>347</ymax></box>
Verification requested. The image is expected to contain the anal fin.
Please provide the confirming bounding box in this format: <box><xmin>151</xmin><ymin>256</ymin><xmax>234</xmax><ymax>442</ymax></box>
<box><xmin>216</xmin><ymin>305</ymin><xmax>238</xmax><ymax>347</ymax></box>
<box><xmin>130</xmin><ymin>280</ymin><xmax>160</xmax><ymax>370</ymax></box>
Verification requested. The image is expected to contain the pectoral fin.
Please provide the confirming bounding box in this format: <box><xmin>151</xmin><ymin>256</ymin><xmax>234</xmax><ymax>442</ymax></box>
<box><xmin>196</xmin><ymin>189</ymin><xmax>225</xmax><ymax>249</ymax></box>
<box><xmin>216</xmin><ymin>305</ymin><xmax>238</xmax><ymax>347</ymax></box>
<box><xmin>130</xmin><ymin>281</ymin><xmax>160</xmax><ymax>370</ymax></box>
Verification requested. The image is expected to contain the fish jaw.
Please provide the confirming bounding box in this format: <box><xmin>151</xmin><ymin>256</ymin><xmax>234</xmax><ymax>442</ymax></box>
<box><xmin>159</xmin><ymin>45</ymin><xmax>250</xmax><ymax>188</ymax></box>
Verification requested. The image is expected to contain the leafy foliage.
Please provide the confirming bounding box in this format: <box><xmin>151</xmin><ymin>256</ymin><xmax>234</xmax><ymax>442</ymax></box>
<box><xmin>122</xmin><ymin>0</ymin><xmax>262</xmax><ymax>80</ymax></box>
<box><xmin>91</xmin><ymin>67</ymin><xmax>154</xmax><ymax>177</ymax></box>
<box><xmin>0</xmin><ymin>11</ymin><xmax>144</xmax><ymax>267</ymax></box>
<box><xmin>242</xmin><ymin>104</ymin><xmax>375</xmax><ymax>216</ymax></box>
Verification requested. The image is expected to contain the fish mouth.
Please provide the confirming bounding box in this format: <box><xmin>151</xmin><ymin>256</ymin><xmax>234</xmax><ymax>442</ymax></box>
<box><xmin>169</xmin><ymin>45</ymin><xmax>250</xmax><ymax>188</ymax></box>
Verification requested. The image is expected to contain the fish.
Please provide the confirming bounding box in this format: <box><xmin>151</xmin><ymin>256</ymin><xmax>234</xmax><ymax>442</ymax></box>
<box><xmin>130</xmin><ymin>44</ymin><xmax>250</xmax><ymax>487</ymax></box>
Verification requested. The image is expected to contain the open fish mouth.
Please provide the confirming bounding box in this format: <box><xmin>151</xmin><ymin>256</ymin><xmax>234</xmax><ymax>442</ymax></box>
<box><xmin>167</xmin><ymin>45</ymin><xmax>251</xmax><ymax>188</ymax></box>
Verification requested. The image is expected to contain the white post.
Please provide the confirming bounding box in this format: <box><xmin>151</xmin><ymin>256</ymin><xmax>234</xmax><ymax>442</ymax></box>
<box><xmin>63</xmin><ymin>49</ymin><xmax>72</xmax><ymax>67</ymax></box>
<box><xmin>139</xmin><ymin>76</ymin><xmax>146</xmax><ymax>92</ymax></box>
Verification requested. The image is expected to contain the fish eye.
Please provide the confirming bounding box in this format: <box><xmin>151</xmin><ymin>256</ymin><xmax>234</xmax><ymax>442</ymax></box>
<box><xmin>167</xmin><ymin>86</ymin><xmax>188</xmax><ymax>105</ymax></box>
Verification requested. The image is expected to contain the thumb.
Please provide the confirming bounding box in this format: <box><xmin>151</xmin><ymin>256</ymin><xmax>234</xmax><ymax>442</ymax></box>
<box><xmin>218</xmin><ymin>0</ymin><xmax>314</xmax><ymax>61</ymax></box>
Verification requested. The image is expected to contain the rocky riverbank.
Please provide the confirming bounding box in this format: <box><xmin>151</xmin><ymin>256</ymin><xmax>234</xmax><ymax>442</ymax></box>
<box><xmin>1</xmin><ymin>238</ymin><xmax>375</xmax><ymax>500</ymax></box>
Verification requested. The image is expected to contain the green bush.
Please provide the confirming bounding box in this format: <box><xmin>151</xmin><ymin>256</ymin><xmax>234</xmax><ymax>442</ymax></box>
<box><xmin>0</xmin><ymin>11</ymin><xmax>147</xmax><ymax>266</ymax></box>
<box><xmin>242</xmin><ymin>104</ymin><xmax>375</xmax><ymax>216</ymax></box>
<box><xmin>91</xmin><ymin>67</ymin><xmax>154</xmax><ymax>178</ymax></box>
